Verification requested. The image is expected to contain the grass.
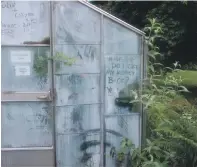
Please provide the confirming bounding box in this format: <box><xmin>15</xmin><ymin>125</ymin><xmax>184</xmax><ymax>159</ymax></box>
<box><xmin>154</xmin><ymin>70</ymin><xmax>197</xmax><ymax>105</ymax></box>
<box><xmin>171</xmin><ymin>70</ymin><xmax>197</xmax><ymax>105</ymax></box>
<box><xmin>171</xmin><ymin>70</ymin><xmax>197</xmax><ymax>87</ymax></box>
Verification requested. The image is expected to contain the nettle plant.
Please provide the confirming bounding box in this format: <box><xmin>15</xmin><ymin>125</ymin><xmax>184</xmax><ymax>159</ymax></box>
<box><xmin>111</xmin><ymin>18</ymin><xmax>197</xmax><ymax>167</ymax></box>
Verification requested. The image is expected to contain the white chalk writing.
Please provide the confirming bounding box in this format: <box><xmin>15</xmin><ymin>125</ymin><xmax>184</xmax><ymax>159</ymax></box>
<box><xmin>106</xmin><ymin>55</ymin><xmax>138</xmax><ymax>86</ymax></box>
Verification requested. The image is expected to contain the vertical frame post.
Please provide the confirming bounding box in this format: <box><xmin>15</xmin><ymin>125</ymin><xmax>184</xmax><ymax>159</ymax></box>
<box><xmin>142</xmin><ymin>36</ymin><xmax>148</xmax><ymax>148</ymax></box>
<box><xmin>49</xmin><ymin>1</ymin><xmax>57</xmax><ymax>167</ymax></box>
<box><xmin>139</xmin><ymin>35</ymin><xmax>143</xmax><ymax>148</ymax></box>
<box><xmin>140</xmin><ymin>35</ymin><xmax>146</xmax><ymax>148</ymax></box>
<box><xmin>100</xmin><ymin>14</ymin><xmax>105</xmax><ymax>167</ymax></box>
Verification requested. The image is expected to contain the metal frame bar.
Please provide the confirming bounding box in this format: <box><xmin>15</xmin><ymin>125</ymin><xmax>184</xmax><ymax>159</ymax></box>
<box><xmin>138</xmin><ymin>36</ymin><xmax>142</xmax><ymax>149</ymax></box>
<box><xmin>56</xmin><ymin>102</ymin><xmax>102</xmax><ymax>107</ymax></box>
<box><xmin>144</xmin><ymin>42</ymin><xmax>149</xmax><ymax>80</ymax></box>
<box><xmin>49</xmin><ymin>1</ymin><xmax>57</xmax><ymax>167</ymax></box>
<box><xmin>56</xmin><ymin>128</ymin><xmax>125</xmax><ymax>137</ymax></box>
<box><xmin>105</xmin><ymin>54</ymin><xmax>141</xmax><ymax>56</ymax></box>
<box><xmin>55</xmin><ymin>72</ymin><xmax>100</xmax><ymax>75</ymax></box>
<box><xmin>1</xmin><ymin>44</ymin><xmax>50</xmax><ymax>47</ymax></box>
<box><xmin>53</xmin><ymin>42</ymin><xmax>101</xmax><ymax>45</ymax></box>
<box><xmin>141</xmin><ymin>36</ymin><xmax>148</xmax><ymax>148</ymax></box>
<box><xmin>140</xmin><ymin>36</ymin><xmax>146</xmax><ymax>148</ymax></box>
<box><xmin>100</xmin><ymin>14</ymin><xmax>105</xmax><ymax>167</ymax></box>
<box><xmin>2</xmin><ymin>147</ymin><xmax>54</xmax><ymax>151</ymax></box>
<box><xmin>105</xmin><ymin>113</ymin><xmax>140</xmax><ymax>117</ymax></box>
<box><xmin>1</xmin><ymin>92</ymin><xmax>51</xmax><ymax>102</ymax></box>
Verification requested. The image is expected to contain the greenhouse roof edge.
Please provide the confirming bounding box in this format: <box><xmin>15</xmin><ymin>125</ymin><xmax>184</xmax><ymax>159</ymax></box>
<box><xmin>78</xmin><ymin>0</ymin><xmax>145</xmax><ymax>36</ymax></box>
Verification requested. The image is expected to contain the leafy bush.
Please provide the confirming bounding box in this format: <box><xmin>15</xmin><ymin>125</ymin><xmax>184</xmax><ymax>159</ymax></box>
<box><xmin>111</xmin><ymin>18</ymin><xmax>197</xmax><ymax>167</ymax></box>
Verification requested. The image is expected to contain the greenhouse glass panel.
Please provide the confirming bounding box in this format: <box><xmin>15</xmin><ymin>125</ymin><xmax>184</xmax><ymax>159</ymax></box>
<box><xmin>1</xmin><ymin>1</ymin><xmax>146</xmax><ymax>167</ymax></box>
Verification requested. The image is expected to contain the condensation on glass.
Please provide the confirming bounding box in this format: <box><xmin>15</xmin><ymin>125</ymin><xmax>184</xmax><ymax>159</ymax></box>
<box><xmin>1</xmin><ymin>1</ymin><xmax>146</xmax><ymax>167</ymax></box>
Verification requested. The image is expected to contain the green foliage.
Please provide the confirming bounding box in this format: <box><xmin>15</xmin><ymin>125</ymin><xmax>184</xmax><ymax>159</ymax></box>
<box><xmin>183</xmin><ymin>63</ymin><xmax>197</xmax><ymax>71</ymax></box>
<box><xmin>91</xmin><ymin>2</ymin><xmax>197</xmax><ymax>166</ymax></box>
<box><xmin>169</xmin><ymin>70</ymin><xmax>197</xmax><ymax>87</ymax></box>
<box><xmin>33</xmin><ymin>51</ymin><xmax>76</xmax><ymax>77</ymax></box>
<box><xmin>33</xmin><ymin>51</ymin><xmax>49</xmax><ymax>78</ymax></box>
<box><xmin>52</xmin><ymin>52</ymin><xmax>76</xmax><ymax>66</ymax></box>
<box><xmin>92</xmin><ymin>1</ymin><xmax>197</xmax><ymax>66</ymax></box>
<box><xmin>111</xmin><ymin>138</ymin><xmax>174</xmax><ymax>167</ymax></box>
<box><xmin>110</xmin><ymin>18</ymin><xmax>197</xmax><ymax>167</ymax></box>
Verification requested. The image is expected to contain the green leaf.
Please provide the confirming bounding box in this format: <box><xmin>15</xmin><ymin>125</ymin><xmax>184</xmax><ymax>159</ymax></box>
<box><xmin>178</xmin><ymin>85</ymin><xmax>190</xmax><ymax>92</ymax></box>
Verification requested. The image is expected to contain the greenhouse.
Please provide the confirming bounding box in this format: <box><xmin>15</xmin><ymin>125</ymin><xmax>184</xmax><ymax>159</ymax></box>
<box><xmin>1</xmin><ymin>1</ymin><xmax>146</xmax><ymax>167</ymax></box>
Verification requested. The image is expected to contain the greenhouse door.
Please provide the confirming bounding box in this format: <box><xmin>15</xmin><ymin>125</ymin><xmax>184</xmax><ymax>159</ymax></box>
<box><xmin>1</xmin><ymin>45</ymin><xmax>55</xmax><ymax>167</ymax></box>
<box><xmin>1</xmin><ymin>45</ymin><xmax>56</xmax><ymax>167</ymax></box>
<box><xmin>1</xmin><ymin>2</ymin><xmax>55</xmax><ymax>167</ymax></box>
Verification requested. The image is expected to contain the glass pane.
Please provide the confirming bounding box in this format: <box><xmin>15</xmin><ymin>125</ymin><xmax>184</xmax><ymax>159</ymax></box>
<box><xmin>55</xmin><ymin>74</ymin><xmax>100</xmax><ymax>106</ymax></box>
<box><xmin>104</xmin><ymin>16</ymin><xmax>141</xmax><ymax>116</ymax></box>
<box><xmin>56</xmin><ymin>133</ymin><xmax>100</xmax><ymax>167</ymax></box>
<box><xmin>1</xmin><ymin>1</ymin><xmax>49</xmax><ymax>45</ymax></box>
<box><xmin>54</xmin><ymin>1</ymin><xmax>101</xmax><ymax>44</ymax></box>
<box><xmin>104</xmin><ymin>55</ymin><xmax>141</xmax><ymax>114</ymax></box>
<box><xmin>105</xmin><ymin>114</ymin><xmax>140</xmax><ymax>166</ymax></box>
<box><xmin>104</xmin><ymin>17</ymin><xmax>140</xmax><ymax>55</ymax></box>
<box><xmin>1</xmin><ymin>46</ymin><xmax>50</xmax><ymax>92</ymax></box>
<box><xmin>2</xmin><ymin>102</ymin><xmax>53</xmax><ymax>148</ymax></box>
<box><xmin>54</xmin><ymin>44</ymin><xmax>100</xmax><ymax>74</ymax></box>
<box><xmin>56</xmin><ymin>104</ymin><xmax>100</xmax><ymax>134</ymax></box>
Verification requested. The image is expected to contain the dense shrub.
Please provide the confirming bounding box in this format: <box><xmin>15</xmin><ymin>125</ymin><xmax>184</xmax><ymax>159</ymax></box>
<box><xmin>110</xmin><ymin>18</ymin><xmax>197</xmax><ymax>167</ymax></box>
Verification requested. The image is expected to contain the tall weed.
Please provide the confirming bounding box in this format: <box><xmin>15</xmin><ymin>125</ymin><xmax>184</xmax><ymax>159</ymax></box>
<box><xmin>111</xmin><ymin>18</ymin><xmax>197</xmax><ymax>167</ymax></box>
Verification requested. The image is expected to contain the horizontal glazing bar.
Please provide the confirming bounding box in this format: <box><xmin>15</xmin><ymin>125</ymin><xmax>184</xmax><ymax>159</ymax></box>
<box><xmin>57</xmin><ymin>131</ymin><xmax>102</xmax><ymax>136</ymax></box>
<box><xmin>1</xmin><ymin>44</ymin><xmax>50</xmax><ymax>47</ymax></box>
<box><xmin>104</xmin><ymin>54</ymin><xmax>141</xmax><ymax>56</ymax></box>
<box><xmin>57</xmin><ymin>128</ymin><xmax>123</xmax><ymax>137</ymax></box>
<box><xmin>55</xmin><ymin>72</ymin><xmax>100</xmax><ymax>75</ymax></box>
<box><xmin>55</xmin><ymin>102</ymin><xmax>102</xmax><ymax>107</ymax></box>
<box><xmin>105</xmin><ymin>113</ymin><xmax>140</xmax><ymax>117</ymax></box>
<box><xmin>54</xmin><ymin>42</ymin><xmax>101</xmax><ymax>45</ymax></box>
<box><xmin>1</xmin><ymin>91</ymin><xmax>52</xmax><ymax>102</ymax></box>
<box><xmin>2</xmin><ymin>147</ymin><xmax>54</xmax><ymax>151</ymax></box>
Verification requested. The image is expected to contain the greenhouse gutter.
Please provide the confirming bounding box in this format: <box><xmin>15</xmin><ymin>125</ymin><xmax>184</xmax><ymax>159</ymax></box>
<box><xmin>79</xmin><ymin>0</ymin><xmax>145</xmax><ymax>36</ymax></box>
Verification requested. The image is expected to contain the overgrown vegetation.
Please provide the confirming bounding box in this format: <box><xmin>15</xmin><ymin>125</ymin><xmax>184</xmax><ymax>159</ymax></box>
<box><xmin>92</xmin><ymin>1</ymin><xmax>197</xmax><ymax>67</ymax></box>
<box><xmin>33</xmin><ymin>51</ymin><xmax>76</xmax><ymax>78</ymax></box>
<box><xmin>110</xmin><ymin>18</ymin><xmax>197</xmax><ymax>167</ymax></box>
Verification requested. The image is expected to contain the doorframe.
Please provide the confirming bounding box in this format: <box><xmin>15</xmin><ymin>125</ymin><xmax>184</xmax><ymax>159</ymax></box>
<box><xmin>49</xmin><ymin>1</ymin><xmax>57</xmax><ymax>167</ymax></box>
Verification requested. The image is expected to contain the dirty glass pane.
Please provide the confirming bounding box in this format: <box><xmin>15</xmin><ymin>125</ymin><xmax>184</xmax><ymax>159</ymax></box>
<box><xmin>55</xmin><ymin>74</ymin><xmax>100</xmax><ymax>106</ymax></box>
<box><xmin>2</xmin><ymin>102</ymin><xmax>53</xmax><ymax>148</ymax></box>
<box><xmin>53</xmin><ymin>2</ymin><xmax>102</xmax><ymax>167</ymax></box>
<box><xmin>103</xmin><ymin>16</ymin><xmax>142</xmax><ymax>165</ymax></box>
<box><xmin>104</xmin><ymin>54</ymin><xmax>141</xmax><ymax>114</ymax></box>
<box><xmin>105</xmin><ymin>114</ymin><xmax>140</xmax><ymax>166</ymax></box>
<box><xmin>54</xmin><ymin>1</ymin><xmax>101</xmax><ymax>44</ymax></box>
<box><xmin>1</xmin><ymin>46</ymin><xmax>49</xmax><ymax>92</ymax></box>
<box><xmin>1</xmin><ymin>1</ymin><xmax>49</xmax><ymax>45</ymax></box>
<box><xmin>54</xmin><ymin>44</ymin><xmax>100</xmax><ymax>74</ymax></box>
<box><xmin>56</xmin><ymin>104</ymin><xmax>100</xmax><ymax>134</ymax></box>
<box><xmin>56</xmin><ymin>133</ymin><xmax>100</xmax><ymax>167</ymax></box>
<box><xmin>104</xmin><ymin>17</ymin><xmax>140</xmax><ymax>55</ymax></box>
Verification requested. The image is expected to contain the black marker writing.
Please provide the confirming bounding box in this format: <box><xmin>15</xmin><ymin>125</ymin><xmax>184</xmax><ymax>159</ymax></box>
<box><xmin>1</xmin><ymin>1</ymin><xmax>16</xmax><ymax>9</ymax></box>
